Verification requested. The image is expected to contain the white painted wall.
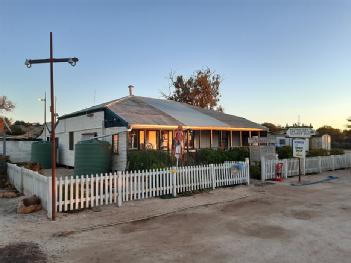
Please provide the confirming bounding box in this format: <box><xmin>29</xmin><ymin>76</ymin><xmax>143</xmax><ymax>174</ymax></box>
<box><xmin>38</xmin><ymin>111</ymin><xmax>128</xmax><ymax>170</ymax></box>
<box><xmin>0</xmin><ymin>140</ymin><xmax>34</xmax><ymax>163</ymax></box>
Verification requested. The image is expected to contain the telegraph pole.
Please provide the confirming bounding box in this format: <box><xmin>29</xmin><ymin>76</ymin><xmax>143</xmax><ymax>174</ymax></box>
<box><xmin>25</xmin><ymin>32</ymin><xmax>78</xmax><ymax>220</ymax></box>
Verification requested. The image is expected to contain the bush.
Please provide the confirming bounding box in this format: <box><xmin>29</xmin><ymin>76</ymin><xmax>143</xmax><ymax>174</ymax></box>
<box><xmin>306</xmin><ymin>148</ymin><xmax>329</xmax><ymax>157</ymax></box>
<box><xmin>276</xmin><ymin>146</ymin><xmax>293</xmax><ymax>159</ymax></box>
<box><xmin>194</xmin><ymin>147</ymin><xmax>249</xmax><ymax>165</ymax></box>
<box><xmin>127</xmin><ymin>147</ymin><xmax>250</xmax><ymax>170</ymax></box>
<box><xmin>329</xmin><ymin>148</ymin><xmax>344</xmax><ymax>155</ymax></box>
<box><xmin>127</xmin><ymin>150</ymin><xmax>174</xmax><ymax>171</ymax></box>
<box><xmin>250</xmin><ymin>164</ymin><xmax>261</xmax><ymax>180</ymax></box>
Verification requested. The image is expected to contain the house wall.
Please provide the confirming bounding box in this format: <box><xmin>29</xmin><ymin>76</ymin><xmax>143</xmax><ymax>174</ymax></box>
<box><xmin>0</xmin><ymin>140</ymin><xmax>34</xmax><ymax>163</ymax></box>
<box><xmin>38</xmin><ymin>111</ymin><xmax>128</xmax><ymax>171</ymax></box>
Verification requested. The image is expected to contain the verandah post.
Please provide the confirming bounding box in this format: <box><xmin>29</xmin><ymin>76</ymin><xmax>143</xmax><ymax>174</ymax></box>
<box><xmin>210</xmin><ymin>164</ymin><xmax>215</xmax><ymax>189</ymax></box>
<box><xmin>117</xmin><ymin>171</ymin><xmax>122</xmax><ymax>207</ymax></box>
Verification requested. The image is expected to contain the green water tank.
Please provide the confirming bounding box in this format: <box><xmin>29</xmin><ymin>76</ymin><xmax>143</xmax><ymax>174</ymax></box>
<box><xmin>31</xmin><ymin>141</ymin><xmax>52</xmax><ymax>169</ymax></box>
<box><xmin>74</xmin><ymin>140</ymin><xmax>112</xmax><ymax>176</ymax></box>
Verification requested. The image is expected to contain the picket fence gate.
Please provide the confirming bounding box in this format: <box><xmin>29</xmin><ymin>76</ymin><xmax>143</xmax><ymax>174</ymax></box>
<box><xmin>261</xmin><ymin>154</ymin><xmax>351</xmax><ymax>181</ymax></box>
<box><xmin>7</xmin><ymin>161</ymin><xmax>250</xmax><ymax>218</ymax></box>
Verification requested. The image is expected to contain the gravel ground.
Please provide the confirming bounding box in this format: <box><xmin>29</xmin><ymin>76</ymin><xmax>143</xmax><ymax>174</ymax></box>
<box><xmin>1</xmin><ymin>169</ymin><xmax>351</xmax><ymax>263</ymax></box>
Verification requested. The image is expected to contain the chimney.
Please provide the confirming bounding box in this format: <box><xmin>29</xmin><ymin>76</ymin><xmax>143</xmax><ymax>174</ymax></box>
<box><xmin>128</xmin><ymin>85</ymin><xmax>134</xmax><ymax>96</ymax></box>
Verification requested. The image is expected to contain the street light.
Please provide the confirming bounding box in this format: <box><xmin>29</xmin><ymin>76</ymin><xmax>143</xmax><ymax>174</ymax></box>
<box><xmin>38</xmin><ymin>92</ymin><xmax>47</xmax><ymax>139</ymax></box>
<box><xmin>25</xmin><ymin>32</ymin><xmax>78</xmax><ymax>221</ymax></box>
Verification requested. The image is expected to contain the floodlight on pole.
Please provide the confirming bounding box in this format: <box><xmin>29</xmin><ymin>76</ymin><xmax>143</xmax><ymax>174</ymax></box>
<box><xmin>25</xmin><ymin>32</ymin><xmax>78</xmax><ymax>221</ymax></box>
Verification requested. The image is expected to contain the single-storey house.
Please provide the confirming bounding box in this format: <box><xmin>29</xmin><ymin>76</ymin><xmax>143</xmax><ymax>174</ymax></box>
<box><xmin>40</xmin><ymin>94</ymin><xmax>267</xmax><ymax>171</ymax></box>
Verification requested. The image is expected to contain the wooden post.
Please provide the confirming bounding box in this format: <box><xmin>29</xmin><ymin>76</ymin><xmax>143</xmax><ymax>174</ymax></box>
<box><xmin>199</xmin><ymin>130</ymin><xmax>201</xmax><ymax>149</ymax></box>
<box><xmin>284</xmin><ymin>159</ymin><xmax>288</xmax><ymax>178</ymax></box>
<box><xmin>117</xmin><ymin>171</ymin><xmax>122</xmax><ymax>207</ymax></box>
<box><xmin>261</xmin><ymin>156</ymin><xmax>265</xmax><ymax>182</ymax></box>
<box><xmin>239</xmin><ymin>131</ymin><xmax>243</xmax><ymax>147</ymax></box>
<box><xmin>220</xmin><ymin>130</ymin><xmax>223</xmax><ymax>148</ymax></box>
<box><xmin>245</xmin><ymin>158</ymin><xmax>250</xmax><ymax>185</ymax></box>
<box><xmin>172</xmin><ymin>167</ymin><xmax>177</xmax><ymax>197</ymax></box>
<box><xmin>210</xmin><ymin>130</ymin><xmax>213</xmax><ymax>148</ymax></box>
<box><xmin>210</xmin><ymin>164</ymin><xmax>215</xmax><ymax>189</ymax></box>
<box><xmin>47</xmin><ymin>176</ymin><xmax>53</xmax><ymax>219</ymax></box>
<box><xmin>230</xmin><ymin>131</ymin><xmax>233</xmax><ymax>149</ymax></box>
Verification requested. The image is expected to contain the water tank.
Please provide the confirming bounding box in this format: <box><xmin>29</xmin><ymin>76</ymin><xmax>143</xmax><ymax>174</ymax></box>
<box><xmin>74</xmin><ymin>140</ymin><xmax>111</xmax><ymax>176</ymax></box>
<box><xmin>31</xmin><ymin>141</ymin><xmax>52</xmax><ymax>169</ymax></box>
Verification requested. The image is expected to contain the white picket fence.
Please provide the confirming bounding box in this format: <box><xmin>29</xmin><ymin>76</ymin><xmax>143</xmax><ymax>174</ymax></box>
<box><xmin>7</xmin><ymin>161</ymin><xmax>250</xmax><ymax>217</ymax></box>
<box><xmin>261</xmin><ymin>154</ymin><xmax>351</xmax><ymax>181</ymax></box>
<box><xmin>7</xmin><ymin>163</ymin><xmax>51</xmax><ymax>215</ymax></box>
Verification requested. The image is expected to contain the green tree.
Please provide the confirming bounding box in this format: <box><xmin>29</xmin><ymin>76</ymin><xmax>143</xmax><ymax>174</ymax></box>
<box><xmin>163</xmin><ymin>68</ymin><xmax>222</xmax><ymax>111</ymax></box>
<box><xmin>261</xmin><ymin>122</ymin><xmax>284</xmax><ymax>133</ymax></box>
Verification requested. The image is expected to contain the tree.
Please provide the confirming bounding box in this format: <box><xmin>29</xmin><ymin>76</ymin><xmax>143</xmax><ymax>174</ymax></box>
<box><xmin>261</xmin><ymin>122</ymin><xmax>284</xmax><ymax>133</ymax></box>
<box><xmin>0</xmin><ymin>96</ymin><xmax>15</xmax><ymax>133</ymax></box>
<box><xmin>0</xmin><ymin>96</ymin><xmax>15</xmax><ymax>112</ymax></box>
<box><xmin>162</xmin><ymin>68</ymin><xmax>222</xmax><ymax>111</ymax></box>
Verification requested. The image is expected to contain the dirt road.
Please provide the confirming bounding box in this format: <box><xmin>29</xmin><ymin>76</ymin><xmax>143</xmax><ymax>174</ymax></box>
<box><xmin>1</xmin><ymin>170</ymin><xmax>351</xmax><ymax>263</ymax></box>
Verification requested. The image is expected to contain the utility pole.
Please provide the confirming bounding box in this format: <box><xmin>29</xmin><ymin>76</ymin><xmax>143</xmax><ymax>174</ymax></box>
<box><xmin>25</xmin><ymin>32</ymin><xmax>78</xmax><ymax>220</ymax></box>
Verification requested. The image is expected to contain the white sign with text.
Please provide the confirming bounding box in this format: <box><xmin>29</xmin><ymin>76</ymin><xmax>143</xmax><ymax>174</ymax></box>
<box><xmin>293</xmin><ymin>139</ymin><xmax>306</xmax><ymax>158</ymax></box>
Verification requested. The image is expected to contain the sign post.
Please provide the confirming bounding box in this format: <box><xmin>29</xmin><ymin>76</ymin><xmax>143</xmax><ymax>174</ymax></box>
<box><xmin>287</xmin><ymin>127</ymin><xmax>313</xmax><ymax>183</ymax></box>
<box><xmin>293</xmin><ymin>139</ymin><xmax>306</xmax><ymax>183</ymax></box>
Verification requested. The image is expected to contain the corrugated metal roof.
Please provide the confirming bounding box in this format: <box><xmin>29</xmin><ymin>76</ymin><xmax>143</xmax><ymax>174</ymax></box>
<box><xmin>60</xmin><ymin>95</ymin><xmax>266</xmax><ymax>130</ymax></box>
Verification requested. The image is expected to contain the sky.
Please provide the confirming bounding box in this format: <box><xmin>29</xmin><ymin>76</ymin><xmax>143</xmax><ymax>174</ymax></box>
<box><xmin>1</xmin><ymin>0</ymin><xmax>350</xmax><ymax>129</ymax></box>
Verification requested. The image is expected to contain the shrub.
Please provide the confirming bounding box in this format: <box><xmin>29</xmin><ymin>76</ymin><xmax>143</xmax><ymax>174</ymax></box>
<box><xmin>250</xmin><ymin>164</ymin><xmax>261</xmax><ymax>180</ymax></box>
<box><xmin>306</xmin><ymin>148</ymin><xmax>329</xmax><ymax>157</ymax></box>
<box><xmin>194</xmin><ymin>147</ymin><xmax>249</xmax><ymax>165</ymax></box>
<box><xmin>276</xmin><ymin>146</ymin><xmax>293</xmax><ymax>159</ymax></box>
<box><xmin>127</xmin><ymin>147</ymin><xmax>250</xmax><ymax>170</ymax></box>
<box><xmin>127</xmin><ymin>150</ymin><xmax>174</xmax><ymax>171</ymax></box>
<box><xmin>329</xmin><ymin>148</ymin><xmax>344</xmax><ymax>155</ymax></box>
<box><xmin>306</xmin><ymin>148</ymin><xmax>344</xmax><ymax>157</ymax></box>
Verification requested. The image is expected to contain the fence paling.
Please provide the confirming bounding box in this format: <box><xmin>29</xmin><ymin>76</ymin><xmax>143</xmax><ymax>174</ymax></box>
<box><xmin>8</xmin><ymin>161</ymin><xmax>249</xmax><ymax>214</ymax></box>
<box><xmin>261</xmin><ymin>154</ymin><xmax>351</xmax><ymax>181</ymax></box>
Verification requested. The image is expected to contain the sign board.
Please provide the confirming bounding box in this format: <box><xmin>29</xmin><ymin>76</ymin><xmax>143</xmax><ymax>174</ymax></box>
<box><xmin>293</xmin><ymin>139</ymin><xmax>306</xmax><ymax>158</ymax></box>
<box><xmin>287</xmin><ymin>127</ymin><xmax>314</xmax><ymax>138</ymax></box>
<box><xmin>250</xmin><ymin>145</ymin><xmax>276</xmax><ymax>162</ymax></box>
<box><xmin>248</xmin><ymin>137</ymin><xmax>276</xmax><ymax>145</ymax></box>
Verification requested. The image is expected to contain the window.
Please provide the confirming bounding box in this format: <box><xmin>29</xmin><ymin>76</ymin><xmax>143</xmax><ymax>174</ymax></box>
<box><xmin>145</xmin><ymin>131</ymin><xmax>157</xmax><ymax>150</ymax></box>
<box><xmin>112</xmin><ymin>134</ymin><xmax>119</xmax><ymax>154</ymax></box>
<box><xmin>69</xmin><ymin>132</ymin><xmax>74</xmax><ymax>150</ymax></box>
<box><xmin>128</xmin><ymin>130</ymin><xmax>138</xmax><ymax>149</ymax></box>
<box><xmin>279</xmin><ymin>139</ymin><xmax>286</xmax><ymax>146</ymax></box>
<box><xmin>185</xmin><ymin>130</ymin><xmax>195</xmax><ymax>150</ymax></box>
<box><xmin>160</xmin><ymin>130</ymin><xmax>169</xmax><ymax>151</ymax></box>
